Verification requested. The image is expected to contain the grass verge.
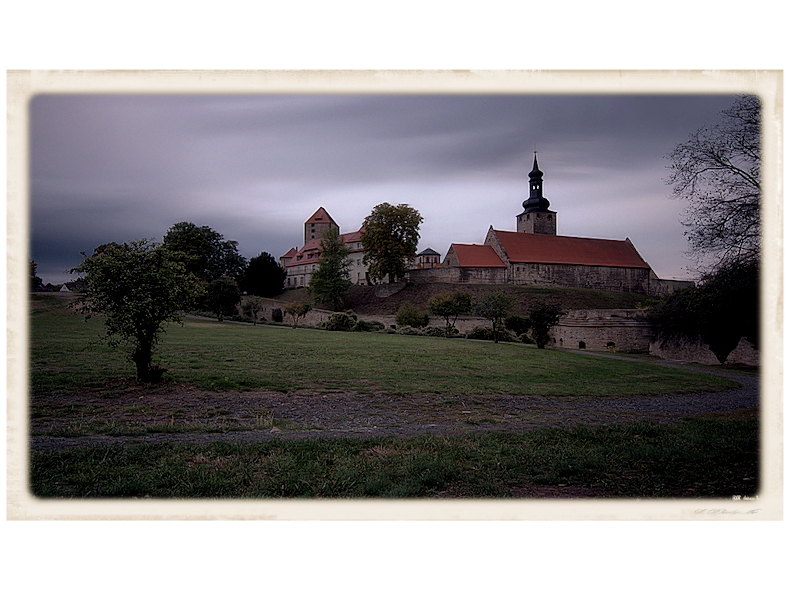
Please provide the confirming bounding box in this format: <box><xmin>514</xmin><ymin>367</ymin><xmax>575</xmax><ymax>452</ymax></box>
<box><xmin>30</xmin><ymin>413</ymin><xmax>758</xmax><ymax>499</ymax></box>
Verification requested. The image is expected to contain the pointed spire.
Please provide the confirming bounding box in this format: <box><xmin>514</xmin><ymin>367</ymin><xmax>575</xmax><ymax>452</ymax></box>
<box><xmin>528</xmin><ymin>150</ymin><xmax>543</xmax><ymax>180</ymax></box>
<box><xmin>522</xmin><ymin>150</ymin><xmax>550</xmax><ymax>212</ymax></box>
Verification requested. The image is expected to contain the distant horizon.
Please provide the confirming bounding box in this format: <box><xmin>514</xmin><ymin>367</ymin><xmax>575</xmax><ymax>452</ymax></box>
<box><xmin>29</xmin><ymin>91</ymin><xmax>743</xmax><ymax>285</ymax></box>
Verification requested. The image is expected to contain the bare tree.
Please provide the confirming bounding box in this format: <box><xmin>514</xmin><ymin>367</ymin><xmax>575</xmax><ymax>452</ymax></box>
<box><xmin>666</xmin><ymin>95</ymin><xmax>760</xmax><ymax>270</ymax></box>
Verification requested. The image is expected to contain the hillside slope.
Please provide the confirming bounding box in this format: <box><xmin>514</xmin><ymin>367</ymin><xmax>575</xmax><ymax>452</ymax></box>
<box><xmin>273</xmin><ymin>283</ymin><xmax>659</xmax><ymax>315</ymax></box>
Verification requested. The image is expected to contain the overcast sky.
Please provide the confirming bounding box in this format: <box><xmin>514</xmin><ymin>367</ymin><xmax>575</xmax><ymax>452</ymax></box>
<box><xmin>29</xmin><ymin>93</ymin><xmax>740</xmax><ymax>284</ymax></box>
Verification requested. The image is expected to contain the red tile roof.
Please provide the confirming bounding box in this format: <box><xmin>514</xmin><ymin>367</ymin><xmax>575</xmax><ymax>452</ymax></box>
<box><xmin>451</xmin><ymin>244</ymin><xmax>507</xmax><ymax>268</ymax></box>
<box><xmin>493</xmin><ymin>230</ymin><xmax>650</xmax><ymax>269</ymax></box>
<box><xmin>305</xmin><ymin>207</ymin><xmax>338</xmax><ymax>226</ymax></box>
<box><xmin>285</xmin><ymin>229</ymin><xmax>365</xmax><ymax>268</ymax></box>
<box><xmin>280</xmin><ymin>247</ymin><xmax>298</xmax><ymax>259</ymax></box>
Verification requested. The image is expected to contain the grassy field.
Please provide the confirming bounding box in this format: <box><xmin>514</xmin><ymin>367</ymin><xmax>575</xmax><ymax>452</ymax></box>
<box><xmin>31</xmin><ymin>413</ymin><xmax>758</xmax><ymax>498</ymax></box>
<box><xmin>31</xmin><ymin>294</ymin><xmax>734</xmax><ymax>397</ymax></box>
<box><xmin>29</xmin><ymin>294</ymin><xmax>755</xmax><ymax>499</ymax></box>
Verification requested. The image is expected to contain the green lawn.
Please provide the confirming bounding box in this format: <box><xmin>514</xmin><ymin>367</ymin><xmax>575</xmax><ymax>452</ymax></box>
<box><xmin>31</xmin><ymin>294</ymin><xmax>736</xmax><ymax>397</ymax></box>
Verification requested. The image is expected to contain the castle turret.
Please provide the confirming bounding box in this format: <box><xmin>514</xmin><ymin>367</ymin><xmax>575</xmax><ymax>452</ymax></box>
<box><xmin>517</xmin><ymin>152</ymin><xmax>557</xmax><ymax>235</ymax></box>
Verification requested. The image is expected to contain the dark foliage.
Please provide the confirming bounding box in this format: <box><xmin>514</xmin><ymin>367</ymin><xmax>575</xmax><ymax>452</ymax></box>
<box><xmin>528</xmin><ymin>303</ymin><xmax>564</xmax><ymax>349</ymax></box>
<box><xmin>204</xmin><ymin>278</ymin><xmax>241</xmax><ymax>322</ymax></box>
<box><xmin>396</xmin><ymin>301</ymin><xmax>429</xmax><ymax>329</ymax></box>
<box><xmin>649</xmin><ymin>260</ymin><xmax>758</xmax><ymax>363</ymax></box>
<box><xmin>504</xmin><ymin>315</ymin><xmax>532</xmax><ymax>336</ymax></box>
<box><xmin>162</xmin><ymin>222</ymin><xmax>246</xmax><ymax>283</ymax></box>
<box><xmin>241</xmin><ymin>252</ymin><xmax>286</xmax><ymax>297</ymax></box>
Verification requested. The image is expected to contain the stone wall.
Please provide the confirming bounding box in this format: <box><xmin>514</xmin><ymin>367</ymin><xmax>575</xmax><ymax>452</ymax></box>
<box><xmin>405</xmin><ymin>266</ymin><xmax>508</xmax><ymax>284</ymax></box>
<box><xmin>648</xmin><ymin>276</ymin><xmax>695</xmax><ymax>297</ymax></box>
<box><xmin>508</xmin><ymin>262</ymin><xmax>651</xmax><ymax>294</ymax></box>
<box><xmin>549</xmin><ymin>309</ymin><xmax>653</xmax><ymax>352</ymax></box>
<box><xmin>649</xmin><ymin>336</ymin><xmax>759</xmax><ymax>367</ymax></box>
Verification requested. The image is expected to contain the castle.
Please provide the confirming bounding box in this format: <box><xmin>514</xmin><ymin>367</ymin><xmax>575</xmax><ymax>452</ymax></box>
<box><xmin>282</xmin><ymin>153</ymin><xmax>692</xmax><ymax>297</ymax></box>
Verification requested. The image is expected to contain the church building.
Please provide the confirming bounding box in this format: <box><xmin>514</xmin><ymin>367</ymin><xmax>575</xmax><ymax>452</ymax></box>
<box><xmin>407</xmin><ymin>153</ymin><xmax>692</xmax><ymax>296</ymax></box>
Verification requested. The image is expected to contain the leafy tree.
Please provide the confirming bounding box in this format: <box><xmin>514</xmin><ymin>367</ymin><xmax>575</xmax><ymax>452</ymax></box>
<box><xmin>162</xmin><ymin>222</ymin><xmax>247</xmax><ymax>283</ymax></box>
<box><xmin>71</xmin><ymin>239</ymin><xmax>199</xmax><ymax>382</ymax></box>
<box><xmin>528</xmin><ymin>303</ymin><xmax>564</xmax><ymax>349</ymax></box>
<box><xmin>241</xmin><ymin>252</ymin><xmax>286</xmax><ymax>297</ymax></box>
<box><xmin>361</xmin><ymin>203</ymin><xmax>423</xmax><ymax>283</ymax></box>
<box><xmin>474</xmin><ymin>291</ymin><xmax>514</xmax><ymax>343</ymax></box>
<box><xmin>428</xmin><ymin>291</ymin><xmax>474</xmax><ymax>337</ymax></box>
<box><xmin>396</xmin><ymin>301</ymin><xmax>429</xmax><ymax>329</ymax></box>
<box><xmin>242</xmin><ymin>296</ymin><xmax>264</xmax><ymax>325</ymax></box>
<box><xmin>649</xmin><ymin>260</ymin><xmax>758</xmax><ymax>363</ymax></box>
<box><xmin>504</xmin><ymin>315</ymin><xmax>532</xmax><ymax>337</ymax></box>
<box><xmin>667</xmin><ymin>95</ymin><xmax>761</xmax><ymax>270</ymax></box>
<box><xmin>204</xmin><ymin>277</ymin><xmax>241</xmax><ymax>322</ymax></box>
<box><xmin>30</xmin><ymin>259</ymin><xmax>44</xmax><ymax>291</ymax></box>
<box><xmin>283</xmin><ymin>301</ymin><xmax>312</xmax><ymax>326</ymax></box>
<box><xmin>309</xmin><ymin>227</ymin><xmax>352</xmax><ymax>311</ymax></box>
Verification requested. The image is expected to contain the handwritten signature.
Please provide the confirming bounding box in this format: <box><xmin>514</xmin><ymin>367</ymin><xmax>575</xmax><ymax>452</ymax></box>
<box><xmin>694</xmin><ymin>508</ymin><xmax>761</xmax><ymax>515</ymax></box>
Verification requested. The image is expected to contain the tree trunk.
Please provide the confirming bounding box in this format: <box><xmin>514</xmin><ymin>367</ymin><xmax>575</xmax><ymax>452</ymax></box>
<box><xmin>132</xmin><ymin>343</ymin><xmax>153</xmax><ymax>382</ymax></box>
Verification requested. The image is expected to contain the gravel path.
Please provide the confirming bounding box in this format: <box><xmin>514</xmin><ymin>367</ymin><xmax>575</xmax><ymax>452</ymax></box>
<box><xmin>31</xmin><ymin>354</ymin><xmax>758</xmax><ymax>452</ymax></box>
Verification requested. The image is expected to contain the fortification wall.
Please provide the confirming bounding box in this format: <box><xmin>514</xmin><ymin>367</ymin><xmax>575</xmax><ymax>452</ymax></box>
<box><xmin>648</xmin><ymin>277</ymin><xmax>695</xmax><ymax>297</ymax></box>
<box><xmin>406</xmin><ymin>267</ymin><xmax>508</xmax><ymax>284</ymax></box>
<box><xmin>509</xmin><ymin>263</ymin><xmax>650</xmax><ymax>293</ymax></box>
<box><xmin>549</xmin><ymin>309</ymin><xmax>653</xmax><ymax>352</ymax></box>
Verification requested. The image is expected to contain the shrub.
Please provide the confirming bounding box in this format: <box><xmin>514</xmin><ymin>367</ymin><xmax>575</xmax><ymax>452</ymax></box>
<box><xmin>420</xmin><ymin>326</ymin><xmax>448</xmax><ymax>338</ymax></box>
<box><xmin>505</xmin><ymin>315</ymin><xmax>532</xmax><ymax>336</ymax></box>
<box><xmin>353</xmin><ymin>320</ymin><xmax>386</xmax><ymax>332</ymax></box>
<box><xmin>396</xmin><ymin>301</ymin><xmax>429</xmax><ymax>329</ymax></box>
<box><xmin>466</xmin><ymin>326</ymin><xmax>517</xmax><ymax>342</ymax></box>
<box><xmin>325</xmin><ymin>311</ymin><xmax>357</xmax><ymax>331</ymax></box>
<box><xmin>396</xmin><ymin>326</ymin><xmax>422</xmax><ymax>336</ymax></box>
<box><xmin>271</xmin><ymin>308</ymin><xmax>283</xmax><ymax>323</ymax></box>
<box><xmin>520</xmin><ymin>333</ymin><xmax>536</xmax><ymax>345</ymax></box>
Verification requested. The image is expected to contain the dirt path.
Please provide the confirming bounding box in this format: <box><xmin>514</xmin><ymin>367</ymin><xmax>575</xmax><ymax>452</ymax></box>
<box><xmin>31</xmin><ymin>358</ymin><xmax>758</xmax><ymax>452</ymax></box>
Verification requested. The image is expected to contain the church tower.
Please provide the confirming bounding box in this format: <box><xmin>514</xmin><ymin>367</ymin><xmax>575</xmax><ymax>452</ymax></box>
<box><xmin>516</xmin><ymin>152</ymin><xmax>557</xmax><ymax>235</ymax></box>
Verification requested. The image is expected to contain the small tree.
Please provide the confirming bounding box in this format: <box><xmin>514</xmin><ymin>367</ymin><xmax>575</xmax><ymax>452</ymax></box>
<box><xmin>475</xmin><ymin>291</ymin><xmax>514</xmax><ymax>343</ymax></box>
<box><xmin>396</xmin><ymin>301</ymin><xmax>429</xmax><ymax>329</ymax></box>
<box><xmin>361</xmin><ymin>203</ymin><xmax>423</xmax><ymax>283</ymax></box>
<box><xmin>71</xmin><ymin>239</ymin><xmax>199</xmax><ymax>382</ymax></box>
<box><xmin>204</xmin><ymin>277</ymin><xmax>241</xmax><ymax>322</ymax></box>
<box><xmin>283</xmin><ymin>301</ymin><xmax>312</xmax><ymax>326</ymax></box>
<box><xmin>242</xmin><ymin>296</ymin><xmax>264</xmax><ymax>325</ymax></box>
<box><xmin>428</xmin><ymin>291</ymin><xmax>474</xmax><ymax>337</ymax></box>
<box><xmin>528</xmin><ymin>303</ymin><xmax>564</xmax><ymax>349</ymax></box>
<box><xmin>309</xmin><ymin>227</ymin><xmax>352</xmax><ymax>311</ymax></box>
<box><xmin>241</xmin><ymin>252</ymin><xmax>286</xmax><ymax>297</ymax></box>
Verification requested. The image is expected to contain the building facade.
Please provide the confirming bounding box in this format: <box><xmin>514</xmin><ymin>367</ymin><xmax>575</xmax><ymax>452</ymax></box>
<box><xmin>281</xmin><ymin>208</ymin><xmax>371</xmax><ymax>288</ymax></box>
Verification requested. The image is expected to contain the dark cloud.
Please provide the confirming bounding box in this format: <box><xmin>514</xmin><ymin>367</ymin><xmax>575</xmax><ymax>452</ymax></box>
<box><xmin>30</xmin><ymin>93</ymin><xmax>740</xmax><ymax>283</ymax></box>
